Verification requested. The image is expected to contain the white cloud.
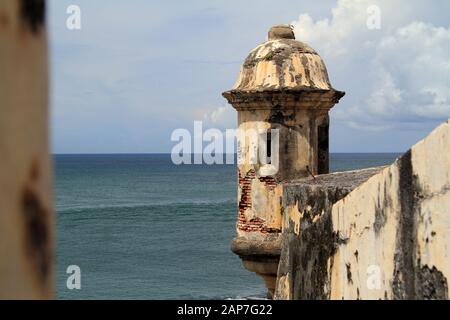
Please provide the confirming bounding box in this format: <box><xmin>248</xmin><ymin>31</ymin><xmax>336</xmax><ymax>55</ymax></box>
<box><xmin>210</xmin><ymin>106</ymin><xmax>228</xmax><ymax>124</ymax></box>
<box><xmin>202</xmin><ymin>105</ymin><xmax>236</xmax><ymax>129</ymax></box>
<box><xmin>292</xmin><ymin>0</ymin><xmax>373</xmax><ymax>58</ymax></box>
<box><xmin>49</xmin><ymin>0</ymin><xmax>450</xmax><ymax>152</ymax></box>
<box><xmin>291</xmin><ymin>0</ymin><xmax>450</xmax><ymax>130</ymax></box>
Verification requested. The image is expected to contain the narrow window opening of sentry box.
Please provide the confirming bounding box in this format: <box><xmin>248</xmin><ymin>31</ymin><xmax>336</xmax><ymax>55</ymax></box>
<box><xmin>266</xmin><ymin>131</ymin><xmax>272</xmax><ymax>165</ymax></box>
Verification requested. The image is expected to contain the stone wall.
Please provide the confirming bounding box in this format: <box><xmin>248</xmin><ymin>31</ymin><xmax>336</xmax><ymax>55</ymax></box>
<box><xmin>0</xmin><ymin>0</ymin><xmax>53</xmax><ymax>299</ymax></box>
<box><xmin>275</xmin><ymin>119</ymin><xmax>450</xmax><ymax>300</ymax></box>
<box><xmin>275</xmin><ymin>167</ymin><xmax>384</xmax><ymax>299</ymax></box>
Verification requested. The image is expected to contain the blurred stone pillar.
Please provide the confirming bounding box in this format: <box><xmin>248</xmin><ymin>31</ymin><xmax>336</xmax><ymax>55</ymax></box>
<box><xmin>0</xmin><ymin>0</ymin><xmax>53</xmax><ymax>299</ymax></box>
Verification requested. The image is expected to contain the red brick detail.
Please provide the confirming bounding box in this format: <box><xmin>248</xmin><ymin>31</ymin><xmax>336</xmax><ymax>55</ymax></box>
<box><xmin>237</xmin><ymin>170</ymin><xmax>279</xmax><ymax>234</ymax></box>
<box><xmin>258</xmin><ymin>176</ymin><xmax>278</xmax><ymax>191</ymax></box>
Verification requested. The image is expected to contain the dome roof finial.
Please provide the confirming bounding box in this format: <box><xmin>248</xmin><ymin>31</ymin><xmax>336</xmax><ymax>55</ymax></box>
<box><xmin>268</xmin><ymin>24</ymin><xmax>295</xmax><ymax>40</ymax></box>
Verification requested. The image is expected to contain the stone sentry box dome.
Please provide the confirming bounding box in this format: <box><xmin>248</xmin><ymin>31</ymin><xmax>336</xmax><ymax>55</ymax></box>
<box><xmin>222</xmin><ymin>25</ymin><xmax>345</xmax><ymax>298</ymax></box>
<box><xmin>223</xmin><ymin>24</ymin><xmax>344</xmax><ymax>105</ymax></box>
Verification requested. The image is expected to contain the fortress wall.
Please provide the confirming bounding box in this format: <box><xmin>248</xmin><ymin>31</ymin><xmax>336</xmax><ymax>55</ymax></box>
<box><xmin>329</xmin><ymin>163</ymin><xmax>403</xmax><ymax>299</ymax></box>
<box><xmin>0</xmin><ymin>0</ymin><xmax>53</xmax><ymax>299</ymax></box>
<box><xmin>330</xmin><ymin>119</ymin><xmax>449</xmax><ymax>300</ymax></box>
<box><xmin>275</xmin><ymin>167</ymin><xmax>383</xmax><ymax>299</ymax></box>
<box><xmin>275</xmin><ymin>119</ymin><xmax>450</xmax><ymax>300</ymax></box>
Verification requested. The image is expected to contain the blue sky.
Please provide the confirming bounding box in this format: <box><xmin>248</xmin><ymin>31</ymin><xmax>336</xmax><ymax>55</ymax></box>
<box><xmin>49</xmin><ymin>0</ymin><xmax>450</xmax><ymax>153</ymax></box>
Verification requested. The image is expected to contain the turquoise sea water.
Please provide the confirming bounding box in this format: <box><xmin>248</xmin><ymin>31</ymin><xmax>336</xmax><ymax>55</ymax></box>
<box><xmin>55</xmin><ymin>153</ymin><xmax>400</xmax><ymax>300</ymax></box>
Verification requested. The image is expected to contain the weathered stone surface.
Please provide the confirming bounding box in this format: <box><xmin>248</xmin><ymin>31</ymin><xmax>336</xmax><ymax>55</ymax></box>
<box><xmin>275</xmin><ymin>167</ymin><xmax>384</xmax><ymax>299</ymax></box>
<box><xmin>275</xmin><ymin>119</ymin><xmax>450</xmax><ymax>300</ymax></box>
<box><xmin>0</xmin><ymin>0</ymin><xmax>53</xmax><ymax>299</ymax></box>
<box><xmin>268</xmin><ymin>24</ymin><xmax>295</xmax><ymax>41</ymax></box>
<box><xmin>329</xmin><ymin>120</ymin><xmax>450</xmax><ymax>300</ymax></box>
<box><xmin>231</xmin><ymin>235</ymin><xmax>282</xmax><ymax>259</ymax></box>
<box><xmin>222</xmin><ymin>23</ymin><xmax>345</xmax><ymax>106</ymax></box>
<box><xmin>226</xmin><ymin>37</ymin><xmax>337</xmax><ymax>94</ymax></box>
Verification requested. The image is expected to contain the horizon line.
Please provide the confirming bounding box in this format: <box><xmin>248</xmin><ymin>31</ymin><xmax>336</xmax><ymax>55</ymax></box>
<box><xmin>52</xmin><ymin>152</ymin><xmax>404</xmax><ymax>155</ymax></box>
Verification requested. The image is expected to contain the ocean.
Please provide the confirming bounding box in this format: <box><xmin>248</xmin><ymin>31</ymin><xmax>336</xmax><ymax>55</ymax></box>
<box><xmin>55</xmin><ymin>153</ymin><xmax>400</xmax><ymax>300</ymax></box>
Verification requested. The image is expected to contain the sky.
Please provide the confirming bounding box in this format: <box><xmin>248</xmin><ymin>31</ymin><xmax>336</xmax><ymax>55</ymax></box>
<box><xmin>49</xmin><ymin>0</ymin><xmax>450</xmax><ymax>153</ymax></box>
